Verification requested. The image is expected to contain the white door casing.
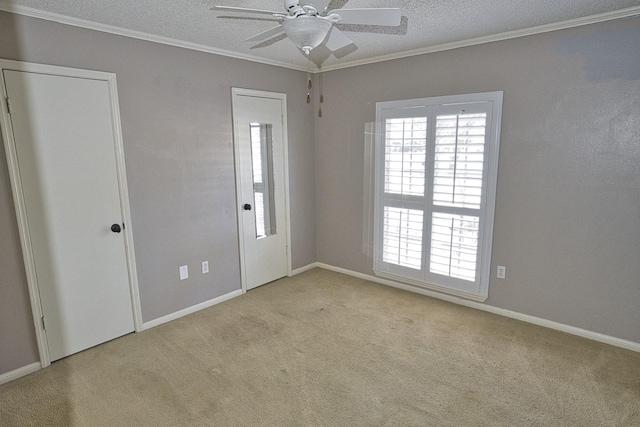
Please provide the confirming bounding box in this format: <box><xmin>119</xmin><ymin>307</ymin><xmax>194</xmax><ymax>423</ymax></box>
<box><xmin>0</xmin><ymin>60</ymin><xmax>142</xmax><ymax>366</ymax></box>
<box><xmin>232</xmin><ymin>88</ymin><xmax>291</xmax><ymax>291</ymax></box>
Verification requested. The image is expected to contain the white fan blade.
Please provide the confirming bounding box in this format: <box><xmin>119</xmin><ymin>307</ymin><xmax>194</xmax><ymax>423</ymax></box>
<box><xmin>325</xmin><ymin>27</ymin><xmax>353</xmax><ymax>51</ymax></box>
<box><xmin>244</xmin><ymin>25</ymin><xmax>285</xmax><ymax>42</ymax></box>
<box><xmin>335</xmin><ymin>8</ymin><xmax>401</xmax><ymax>26</ymax></box>
<box><xmin>212</xmin><ymin>6</ymin><xmax>282</xmax><ymax>16</ymax></box>
<box><xmin>300</xmin><ymin>1</ymin><xmax>332</xmax><ymax>14</ymax></box>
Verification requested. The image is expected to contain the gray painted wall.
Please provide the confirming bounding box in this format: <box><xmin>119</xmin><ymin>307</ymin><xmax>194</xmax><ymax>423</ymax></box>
<box><xmin>0</xmin><ymin>11</ymin><xmax>316</xmax><ymax>375</ymax></box>
<box><xmin>315</xmin><ymin>17</ymin><xmax>640</xmax><ymax>343</ymax></box>
<box><xmin>0</xmin><ymin>128</ymin><xmax>39</xmax><ymax>373</ymax></box>
<box><xmin>1</xmin><ymin>10</ymin><xmax>638</xmax><ymax>378</ymax></box>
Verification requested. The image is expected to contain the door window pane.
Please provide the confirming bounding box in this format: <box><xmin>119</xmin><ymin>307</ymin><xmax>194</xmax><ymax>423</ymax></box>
<box><xmin>250</xmin><ymin>123</ymin><xmax>276</xmax><ymax>239</ymax></box>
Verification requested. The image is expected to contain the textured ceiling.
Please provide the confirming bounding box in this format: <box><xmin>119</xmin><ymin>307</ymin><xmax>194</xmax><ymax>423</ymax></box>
<box><xmin>2</xmin><ymin>0</ymin><xmax>640</xmax><ymax>70</ymax></box>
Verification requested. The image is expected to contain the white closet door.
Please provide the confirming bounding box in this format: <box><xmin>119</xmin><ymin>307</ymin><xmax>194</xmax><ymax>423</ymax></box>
<box><xmin>4</xmin><ymin>69</ymin><xmax>134</xmax><ymax>361</ymax></box>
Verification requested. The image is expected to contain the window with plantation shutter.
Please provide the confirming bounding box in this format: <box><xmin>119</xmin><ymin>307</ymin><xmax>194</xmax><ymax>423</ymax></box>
<box><xmin>374</xmin><ymin>92</ymin><xmax>502</xmax><ymax>301</ymax></box>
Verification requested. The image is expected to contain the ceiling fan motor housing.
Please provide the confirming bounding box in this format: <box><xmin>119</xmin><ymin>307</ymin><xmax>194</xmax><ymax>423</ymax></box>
<box><xmin>285</xmin><ymin>0</ymin><xmax>305</xmax><ymax>17</ymax></box>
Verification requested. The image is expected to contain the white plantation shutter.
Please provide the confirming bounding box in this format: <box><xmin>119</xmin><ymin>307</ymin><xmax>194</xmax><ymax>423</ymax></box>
<box><xmin>428</xmin><ymin>105</ymin><xmax>488</xmax><ymax>284</ymax></box>
<box><xmin>384</xmin><ymin>117</ymin><xmax>427</xmax><ymax>197</ymax></box>
<box><xmin>429</xmin><ymin>213</ymin><xmax>479</xmax><ymax>281</ymax></box>
<box><xmin>382</xmin><ymin>116</ymin><xmax>427</xmax><ymax>271</ymax></box>
<box><xmin>433</xmin><ymin>111</ymin><xmax>486</xmax><ymax>210</ymax></box>
<box><xmin>383</xmin><ymin>206</ymin><xmax>423</xmax><ymax>269</ymax></box>
<box><xmin>374</xmin><ymin>92</ymin><xmax>502</xmax><ymax>300</ymax></box>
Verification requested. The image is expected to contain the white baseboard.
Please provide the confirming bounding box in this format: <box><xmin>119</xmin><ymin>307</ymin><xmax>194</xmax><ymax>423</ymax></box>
<box><xmin>142</xmin><ymin>289</ymin><xmax>243</xmax><ymax>330</ymax></box>
<box><xmin>1</xmin><ymin>290</ymin><xmax>244</xmax><ymax>385</ymax></box>
<box><xmin>291</xmin><ymin>262</ymin><xmax>320</xmax><ymax>276</ymax></box>
<box><xmin>314</xmin><ymin>263</ymin><xmax>640</xmax><ymax>353</ymax></box>
<box><xmin>0</xmin><ymin>362</ymin><xmax>41</xmax><ymax>385</ymax></box>
<box><xmin>3</xmin><ymin>265</ymin><xmax>636</xmax><ymax>387</ymax></box>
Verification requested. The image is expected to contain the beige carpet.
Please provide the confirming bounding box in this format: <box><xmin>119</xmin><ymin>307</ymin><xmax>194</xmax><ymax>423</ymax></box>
<box><xmin>1</xmin><ymin>268</ymin><xmax>639</xmax><ymax>426</ymax></box>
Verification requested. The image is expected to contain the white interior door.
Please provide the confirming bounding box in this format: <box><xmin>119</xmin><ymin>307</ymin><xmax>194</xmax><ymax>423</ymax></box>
<box><xmin>233</xmin><ymin>89</ymin><xmax>289</xmax><ymax>290</ymax></box>
<box><xmin>2</xmin><ymin>68</ymin><xmax>135</xmax><ymax>361</ymax></box>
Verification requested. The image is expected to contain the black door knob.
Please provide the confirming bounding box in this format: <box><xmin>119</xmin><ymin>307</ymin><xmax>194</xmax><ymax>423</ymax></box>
<box><xmin>243</xmin><ymin>204</ymin><xmax>252</xmax><ymax>211</ymax></box>
<box><xmin>111</xmin><ymin>224</ymin><xmax>122</xmax><ymax>233</ymax></box>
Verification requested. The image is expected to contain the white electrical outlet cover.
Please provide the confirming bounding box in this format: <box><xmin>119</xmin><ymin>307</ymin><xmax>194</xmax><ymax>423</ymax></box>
<box><xmin>202</xmin><ymin>261</ymin><xmax>209</xmax><ymax>274</ymax></box>
<box><xmin>180</xmin><ymin>265</ymin><xmax>189</xmax><ymax>280</ymax></box>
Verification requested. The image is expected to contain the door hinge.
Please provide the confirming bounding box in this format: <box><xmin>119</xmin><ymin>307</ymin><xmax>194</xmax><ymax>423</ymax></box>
<box><xmin>41</xmin><ymin>316</ymin><xmax>46</xmax><ymax>330</ymax></box>
<box><xmin>5</xmin><ymin>98</ymin><xmax>11</xmax><ymax>115</ymax></box>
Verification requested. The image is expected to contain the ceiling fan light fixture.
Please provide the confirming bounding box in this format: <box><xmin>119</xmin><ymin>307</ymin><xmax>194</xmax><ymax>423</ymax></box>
<box><xmin>282</xmin><ymin>16</ymin><xmax>332</xmax><ymax>52</ymax></box>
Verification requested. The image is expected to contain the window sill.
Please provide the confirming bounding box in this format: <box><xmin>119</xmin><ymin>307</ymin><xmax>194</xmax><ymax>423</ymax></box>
<box><xmin>374</xmin><ymin>270</ymin><xmax>488</xmax><ymax>302</ymax></box>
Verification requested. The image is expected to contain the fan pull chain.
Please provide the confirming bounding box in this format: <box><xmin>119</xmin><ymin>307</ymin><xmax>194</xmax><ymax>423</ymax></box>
<box><xmin>318</xmin><ymin>72</ymin><xmax>323</xmax><ymax>118</ymax></box>
<box><xmin>306</xmin><ymin>52</ymin><xmax>312</xmax><ymax>104</ymax></box>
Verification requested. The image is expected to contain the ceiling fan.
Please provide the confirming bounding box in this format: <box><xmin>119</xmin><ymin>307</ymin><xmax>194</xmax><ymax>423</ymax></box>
<box><xmin>213</xmin><ymin>0</ymin><xmax>402</xmax><ymax>55</ymax></box>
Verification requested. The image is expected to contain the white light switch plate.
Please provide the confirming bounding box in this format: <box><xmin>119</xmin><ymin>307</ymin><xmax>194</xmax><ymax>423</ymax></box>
<box><xmin>202</xmin><ymin>261</ymin><xmax>209</xmax><ymax>274</ymax></box>
<box><xmin>497</xmin><ymin>265</ymin><xmax>506</xmax><ymax>279</ymax></box>
<box><xmin>179</xmin><ymin>265</ymin><xmax>188</xmax><ymax>280</ymax></box>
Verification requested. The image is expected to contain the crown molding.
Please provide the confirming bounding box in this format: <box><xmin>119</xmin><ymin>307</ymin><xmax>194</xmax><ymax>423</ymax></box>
<box><xmin>0</xmin><ymin>4</ymin><xmax>308</xmax><ymax>72</ymax></box>
<box><xmin>319</xmin><ymin>5</ymin><xmax>640</xmax><ymax>72</ymax></box>
<box><xmin>1</xmin><ymin>4</ymin><xmax>639</xmax><ymax>74</ymax></box>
